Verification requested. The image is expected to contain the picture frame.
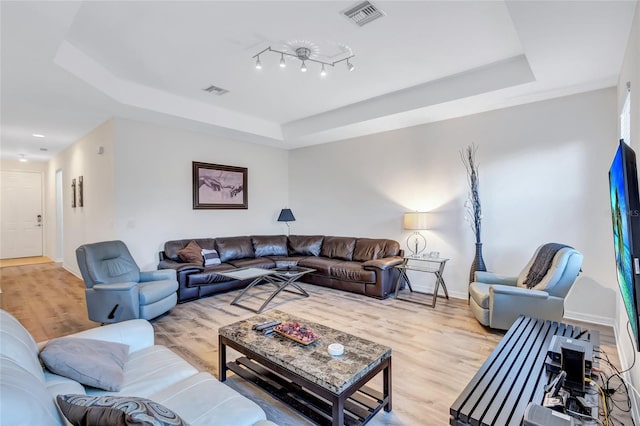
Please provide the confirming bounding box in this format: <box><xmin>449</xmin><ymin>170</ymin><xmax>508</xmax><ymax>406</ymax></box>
<box><xmin>78</xmin><ymin>176</ymin><xmax>83</xmax><ymax>207</ymax></box>
<box><xmin>192</xmin><ymin>162</ymin><xmax>248</xmax><ymax>209</ymax></box>
<box><xmin>71</xmin><ymin>178</ymin><xmax>76</xmax><ymax>208</ymax></box>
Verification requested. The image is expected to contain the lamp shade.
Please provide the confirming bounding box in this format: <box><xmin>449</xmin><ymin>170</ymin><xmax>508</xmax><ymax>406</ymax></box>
<box><xmin>403</xmin><ymin>212</ymin><xmax>429</xmax><ymax>230</ymax></box>
<box><xmin>277</xmin><ymin>208</ymin><xmax>296</xmax><ymax>222</ymax></box>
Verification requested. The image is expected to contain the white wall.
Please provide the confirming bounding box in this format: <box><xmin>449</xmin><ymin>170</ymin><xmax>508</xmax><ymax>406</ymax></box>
<box><xmin>111</xmin><ymin>119</ymin><xmax>289</xmax><ymax>270</ymax></box>
<box><xmin>290</xmin><ymin>88</ymin><xmax>618</xmax><ymax>322</ymax></box>
<box><xmin>45</xmin><ymin>119</ymin><xmax>116</xmax><ymax>275</ymax></box>
<box><xmin>0</xmin><ymin>159</ymin><xmax>47</xmax><ymax>173</ymax></box>
<box><xmin>616</xmin><ymin>1</ymin><xmax>640</xmax><ymax>417</ymax></box>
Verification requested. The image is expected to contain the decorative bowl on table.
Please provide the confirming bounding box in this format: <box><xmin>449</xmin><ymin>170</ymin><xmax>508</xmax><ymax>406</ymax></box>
<box><xmin>274</xmin><ymin>322</ymin><xmax>320</xmax><ymax>345</ymax></box>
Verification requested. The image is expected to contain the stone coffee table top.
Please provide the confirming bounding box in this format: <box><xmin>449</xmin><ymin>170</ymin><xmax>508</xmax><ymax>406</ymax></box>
<box><xmin>218</xmin><ymin>310</ymin><xmax>391</xmax><ymax>394</ymax></box>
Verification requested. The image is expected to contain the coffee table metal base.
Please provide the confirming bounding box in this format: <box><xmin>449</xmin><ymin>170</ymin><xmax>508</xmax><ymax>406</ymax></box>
<box><xmin>229</xmin><ymin>268</ymin><xmax>312</xmax><ymax>313</ymax></box>
<box><xmin>219</xmin><ymin>335</ymin><xmax>392</xmax><ymax>426</ymax></box>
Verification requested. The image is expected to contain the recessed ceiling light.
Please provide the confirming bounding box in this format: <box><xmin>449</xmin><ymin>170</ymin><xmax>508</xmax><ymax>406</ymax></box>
<box><xmin>32</xmin><ymin>133</ymin><xmax>45</xmax><ymax>138</ymax></box>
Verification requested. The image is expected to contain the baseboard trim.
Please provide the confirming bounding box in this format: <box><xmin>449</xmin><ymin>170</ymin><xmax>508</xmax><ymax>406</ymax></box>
<box><xmin>563</xmin><ymin>311</ymin><xmax>615</xmax><ymax>326</ymax></box>
<box><xmin>613</xmin><ymin>322</ymin><xmax>640</xmax><ymax>422</ymax></box>
<box><xmin>62</xmin><ymin>265</ymin><xmax>82</xmax><ymax>280</ymax></box>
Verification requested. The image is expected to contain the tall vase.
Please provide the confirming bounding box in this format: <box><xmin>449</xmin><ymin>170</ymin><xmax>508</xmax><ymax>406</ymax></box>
<box><xmin>469</xmin><ymin>242</ymin><xmax>487</xmax><ymax>283</ymax></box>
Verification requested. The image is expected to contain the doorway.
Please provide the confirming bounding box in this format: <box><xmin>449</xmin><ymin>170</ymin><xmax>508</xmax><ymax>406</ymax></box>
<box><xmin>0</xmin><ymin>170</ymin><xmax>44</xmax><ymax>259</ymax></box>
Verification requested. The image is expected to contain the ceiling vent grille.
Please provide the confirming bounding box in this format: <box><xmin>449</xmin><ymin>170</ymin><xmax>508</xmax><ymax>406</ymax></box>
<box><xmin>343</xmin><ymin>1</ymin><xmax>385</xmax><ymax>27</ymax></box>
<box><xmin>202</xmin><ymin>84</ymin><xmax>229</xmax><ymax>96</ymax></box>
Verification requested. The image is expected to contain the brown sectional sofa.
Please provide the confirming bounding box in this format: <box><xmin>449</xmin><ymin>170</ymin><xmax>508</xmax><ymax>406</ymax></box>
<box><xmin>158</xmin><ymin>235</ymin><xmax>404</xmax><ymax>303</ymax></box>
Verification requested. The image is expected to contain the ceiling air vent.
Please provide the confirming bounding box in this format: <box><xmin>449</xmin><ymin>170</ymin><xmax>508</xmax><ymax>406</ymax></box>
<box><xmin>202</xmin><ymin>84</ymin><xmax>229</xmax><ymax>96</ymax></box>
<box><xmin>343</xmin><ymin>1</ymin><xmax>385</xmax><ymax>27</ymax></box>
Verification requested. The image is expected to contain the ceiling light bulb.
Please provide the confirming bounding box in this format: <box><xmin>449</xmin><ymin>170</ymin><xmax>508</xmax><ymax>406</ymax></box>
<box><xmin>320</xmin><ymin>64</ymin><xmax>327</xmax><ymax>77</ymax></box>
<box><xmin>255</xmin><ymin>56</ymin><xmax>262</xmax><ymax>70</ymax></box>
<box><xmin>18</xmin><ymin>154</ymin><xmax>27</xmax><ymax>162</ymax></box>
<box><xmin>32</xmin><ymin>133</ymin><xmax>45</xmax><ymax>138</ymax></box>
<box><xmin>300</xmin><ymin>61</ymin><xmax>307</xmax><ymax>72</ymax></box>
<box><xmin>347</xmin><ymin>60</ymin><xmax>354</xmax><ymax>72</ymax></box>
<box><xmin>279</xmin><ymin>54</ymin><xmax>286</xmax><ymax>68</ymax></box>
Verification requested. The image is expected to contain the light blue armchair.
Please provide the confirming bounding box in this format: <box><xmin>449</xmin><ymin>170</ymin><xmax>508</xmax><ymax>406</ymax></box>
<box><xmin>76</xmin><ymin>240</ymin><xmax>178</xmax><ymax>323</ymax></box>
<box><xmin>468</xmin><ymin>244</ymin><xmax>583</xmax><ymax>330</ymax></box>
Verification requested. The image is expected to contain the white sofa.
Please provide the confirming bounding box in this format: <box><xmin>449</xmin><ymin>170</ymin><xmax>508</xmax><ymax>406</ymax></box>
<box><xmin>0</xmin><ymin>309</ymin><xmax>276</xmax><ymax>425</ymax></box>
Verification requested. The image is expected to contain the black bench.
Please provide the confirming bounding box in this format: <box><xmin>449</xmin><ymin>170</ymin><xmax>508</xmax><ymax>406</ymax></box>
<box><xmin>450</xmin><ymin>315</ymin><xmax>597</xmax><ymax>425</ymax></box>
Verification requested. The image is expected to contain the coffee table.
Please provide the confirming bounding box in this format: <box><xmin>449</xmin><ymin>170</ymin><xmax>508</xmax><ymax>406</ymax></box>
<box><xmin>218</xmin><ymin>310</ymin><xmax>392</xmax><ymax>426</ymax></box>
<box><xmin>223</xmin><ymin>266</ymin><xmax>314</xmax><ymax>313</ymax></box>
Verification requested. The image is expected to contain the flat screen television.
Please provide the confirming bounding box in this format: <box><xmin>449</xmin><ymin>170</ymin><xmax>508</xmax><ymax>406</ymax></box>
<box><xmin>609</xmin><ymin>139</ymin><xmax>640</xmax><ymax>350</ymax></box>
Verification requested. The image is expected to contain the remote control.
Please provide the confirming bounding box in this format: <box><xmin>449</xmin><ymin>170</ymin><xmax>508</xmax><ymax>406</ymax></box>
<box><xmin>255</xmin><ymin>321</ymin><xmax>281</xmax><ymax>331</ymax></box>
<box><xmin>252</xmin><ymin>320</ymin><xmax>276</xmax><ymax>330</ymax></box>
<box><xmin>263</xmin><ymin>328</ymin><xmax>275</xmax><ymax>335</ymax></box>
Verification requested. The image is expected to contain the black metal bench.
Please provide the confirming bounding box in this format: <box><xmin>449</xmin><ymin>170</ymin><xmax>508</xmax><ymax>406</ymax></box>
<box><xmin>450</xmin><ymin>315</ymin><xmax>595</xmax><ymax>425</ymax></box>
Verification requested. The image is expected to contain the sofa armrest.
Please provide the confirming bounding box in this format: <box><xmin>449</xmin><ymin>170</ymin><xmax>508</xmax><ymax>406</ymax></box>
<box><xmin>489</xmin><ymin>285</ymin><xmax>564</xmax><ymax>330</ymax></box>
<box><xmin>62</xmin><ymin>319</ymin><xmax>155</xmax><ymax>353</ymax></box>
<box><xmin>158</xmin><ymin>259</ymin><xmax>204</xmax><ymax>273</ymax></box>
<box><xmin>474</xmin><ymin>271</ymin><xmax>518</xmax><ymax>286</ymax></box>
<box><xmin>362</xmin><ymin>256</ymin><xmax>404</xmax><ymax>271</ymax></box>
<box><xmin>92</xmin><ymin>282</ymin><xmax>138</xmax><ymax>291</ymax></box>
<box><xmin>490</xmin><ymin>285</ymin><xmax>548</xmax><ymax>299</ymax></box>
<box><xmin>140</xmin><ymin>269</ymin><xmax>176</xmax><ymax>282</ymax></box>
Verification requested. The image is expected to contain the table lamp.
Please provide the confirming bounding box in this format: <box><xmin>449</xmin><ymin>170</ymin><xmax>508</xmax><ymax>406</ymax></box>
<box><xmin>403</xmin><ymin>211</ymin><xmax>429</xmax><ymax>258</ymax></box>
<box><xmin>278</xmin><ymin>208</ymin><xmax>296</xmax><ymax>235</ymax></box>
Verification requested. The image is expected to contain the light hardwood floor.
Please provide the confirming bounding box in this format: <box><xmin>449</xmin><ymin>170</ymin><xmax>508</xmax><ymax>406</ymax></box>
<box><xmin>0</xmin><ymin>263</ymin><xmax>631</xmax><ymax>425</ymax></box>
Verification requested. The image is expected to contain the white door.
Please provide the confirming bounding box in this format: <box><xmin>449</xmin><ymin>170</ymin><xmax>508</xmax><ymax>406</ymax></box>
<box><xmin>0</xmin><ymin>171</ymin><xmax>43</xmax><ymax>259</ymax></box>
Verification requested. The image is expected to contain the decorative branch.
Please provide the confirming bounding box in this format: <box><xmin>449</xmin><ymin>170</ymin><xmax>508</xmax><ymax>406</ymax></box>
<box><xmin>461</xmin><ymin>144</ymin><xmax>482</xmax><ymax>243</ymax></box>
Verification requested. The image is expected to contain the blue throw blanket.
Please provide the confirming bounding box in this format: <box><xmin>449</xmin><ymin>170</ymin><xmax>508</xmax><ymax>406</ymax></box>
<box><xmin>523</xmin><ymin>243</ymin><xmax>572</xmax><ymax>289</ymax></box>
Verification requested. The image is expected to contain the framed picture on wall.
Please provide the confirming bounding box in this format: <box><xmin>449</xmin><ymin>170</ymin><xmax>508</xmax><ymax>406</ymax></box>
<box><xmin>192</xmin><ymin>162</ymin><xmax>248</xmax><ymax>209</ymax></box>
<box><xmin>71</xmin><ymin>178</ymin><xmax>76</xmax><ymax>208</ymax></box>
<box><xmin>78</xmin><ymin>176</ymin><xmax>83</xmax><ymax>207</ymax></box>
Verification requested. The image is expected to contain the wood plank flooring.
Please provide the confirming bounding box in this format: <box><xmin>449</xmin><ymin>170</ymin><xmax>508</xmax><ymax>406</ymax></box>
<box><xmin>0</xmin><ymin>263</ymin><xmax>631</xmax><ymax>425</ymax></box>
<box><xmin>0</xmin><ymin>256</ymin><xmax>53</xmax><ymax>268</ymax></box>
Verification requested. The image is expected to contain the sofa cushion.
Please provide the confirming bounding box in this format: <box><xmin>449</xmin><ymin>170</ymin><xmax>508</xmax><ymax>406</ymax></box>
<box><xmin>0</xmin><ymin>310</ymin><xmax>44</xmax><ymax>383</ymax></box>
<box><xmin>57</xmin><ymin>394</ymin><xmax>186</xmax><ymax>426</ymax></box>
<box><xmin>187</xmin><ymin>264</ymin><xmax>238</xmax><ymax>286</ymax></box>
<box><xmin>297</xmin><ymin>257</ymin><xmax>341</xmax><ymax>275</ymax></box>
<box><xmin>330</xmin><ymin>261</ymin><xmax>376</xmax><ymax>283</ymax></box>
<box><xmin>1</xmin><ymin>356</ymin><xmax>65</xmax><ymax>426</ymax></box>
<box><xmin>227</xmin><ymin>258</ymin><xmax>276</xmax><ymax>269</ymax></box>
<box><xmin>86</xmin><ymin>345</ymin><xmax>198</xmax><ymax>399</ymax></box>
<box><xmin>149</xmin><ymin>373</ymin><xmax>268</xmax><ymax>426</ymax></box>
<box><xmin>267</xmin><ymin>256</ymin><xmax>302</xmax><ymax>268</ymax></box>
<box><xmin>216</xmin><ymin>237</ymin><xmax>254</xmax><ymax>262</ymax></box>
<box><xmin>201</xmin><ymin>249</ymin><xmax>221</xmax><ymax>267</ymax></box>
<box><xmin>252</xmin><ymin>235</ymin><xmax>288</xmax><ymax>257</ymax></box>
<box><xmin>381</xmin><ymin>239</ymin><xmax>401</xmax><ymax>257</ymax></box>
<box><xmin>40</xmin><ymin>338</ymin><xmax>129</xmax><ymax>392</ymax></box>
<box><xmin>320</xmin><ymin>236</ymin><xmax>357</xmax><ymax>261</ymax></box>
<box><xmin>288</xmin><ymin>235</ymin><xmax>323</xmax><ymax>256</ymax></box>
<box><xmin>164</xmin><ymin>239</ymin><xmax>216</xmax><ymax>261</ymax></box>
<box><xmin>353</xmin><ymin>239</ymin><xmax>386</xmax><ymax>262</ymax></box>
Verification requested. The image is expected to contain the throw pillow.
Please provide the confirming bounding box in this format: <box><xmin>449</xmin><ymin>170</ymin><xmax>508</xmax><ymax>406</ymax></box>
<box><xmin>201</xmin><ymin>248</ymin><xmax>221</xmax><ymax>266</ymax></box>
<box><xmin>177</xmin><ymin>240</ymin><xmax>203</xmax><ymax>266</ymax></box>
<box><xmin>40</xmin><ymin>338</ymin><xmax>129</xmax><ymax>392</ymax></box>
<box><xmin>57</xmin><ymin>394</ymin><xmax>186</xmax><ymax>426</ymax></box>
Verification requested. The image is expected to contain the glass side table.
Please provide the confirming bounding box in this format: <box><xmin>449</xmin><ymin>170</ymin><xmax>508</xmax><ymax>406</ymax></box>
<box><xmin>393</xmin><ymin>256</ymin><xmax>450</xmax><ymax>307</ymax></box>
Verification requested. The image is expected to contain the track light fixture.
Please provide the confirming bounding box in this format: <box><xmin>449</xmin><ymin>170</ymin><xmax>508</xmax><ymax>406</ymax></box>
<box><xmin>252</xmin><ymin>46</ymin><xmax>354</xmax><ymax>77</ymax></box>
<box><xmin>347</xmin><ymin>59</ymin><xmax>355</xmax><ymax>72</ymax></box>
